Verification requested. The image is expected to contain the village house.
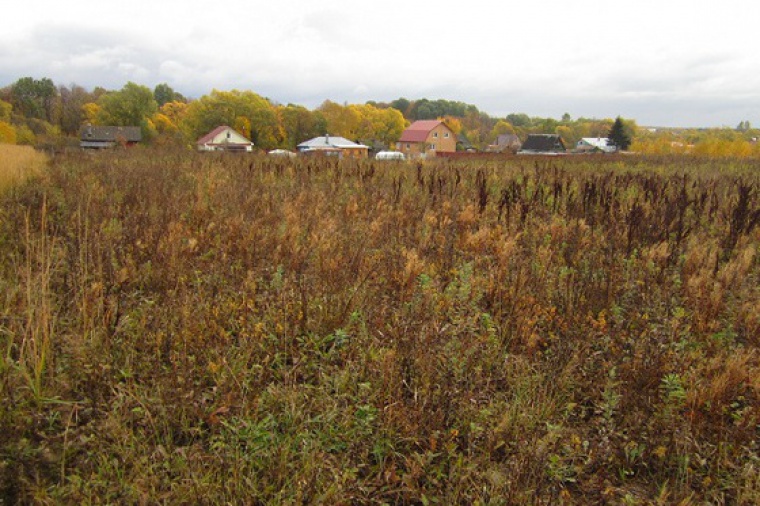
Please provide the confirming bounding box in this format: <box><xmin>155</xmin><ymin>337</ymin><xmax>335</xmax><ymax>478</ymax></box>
<box><xmin>576</xmin><ymin>137</ymin><xmax>616</xmax><ymax>153</ymax></box>
<box><xmin>297</xmin><ymin>134</ymin><xmax>369</xmax><ymax>159</ymax></box>
<box><xmin>518</xmin><ymin>134</ymin><xmax>566</xmax><ymax>155</ymax></box>
<box><xmin>196</xmin><ymin>126</ymin><xmax>254</xmax><ymax>152</ymax></box>
<box><xmin>398</xmin><ymin>120</ymin><xmax>457</xmax><ymax>158</ymax></box>
<box><xmin>80</xmin><ymin>125</ymin><xmax>141</xmax><ymax>149</ymax></box>
<box><xmin>486</xmin><ymin>133</ymin><xmax>522</xmax><ymax>153</ymax></box>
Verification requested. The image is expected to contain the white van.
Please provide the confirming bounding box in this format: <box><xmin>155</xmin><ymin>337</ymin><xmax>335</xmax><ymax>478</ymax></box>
<box><xmin>375</xmin><ymin>151</ymin><xmax>406</xmax><ymax>161</ymax></box>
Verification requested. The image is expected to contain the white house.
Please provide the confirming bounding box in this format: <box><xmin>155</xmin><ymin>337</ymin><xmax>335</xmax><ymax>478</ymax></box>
<box><xmin>197</xmin><ymin>126</ymin><xmax>254</xmax><ymax>152</ymax></box>
<box><xmin>576</xmin><ymin>137</ymin><xmax>616</xmax><ymax>153</ymax></box>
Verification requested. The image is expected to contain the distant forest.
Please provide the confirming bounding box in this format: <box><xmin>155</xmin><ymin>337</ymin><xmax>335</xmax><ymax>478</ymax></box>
<box><xmin>1</xmin><ymin>77</ymin><xmax>758</xmax><ymax>156</ymax></box>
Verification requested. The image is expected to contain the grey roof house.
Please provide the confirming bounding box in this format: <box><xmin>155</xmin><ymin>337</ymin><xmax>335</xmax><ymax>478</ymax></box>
<box><xmin>80</xmin><ymin>125</ymin><xmax>142</xmax><ymax>149</ymax></box>
<box><xmin>297</xmin><ymin>134</ymin><xmax>369</xmax><ymax>158</ymax></box>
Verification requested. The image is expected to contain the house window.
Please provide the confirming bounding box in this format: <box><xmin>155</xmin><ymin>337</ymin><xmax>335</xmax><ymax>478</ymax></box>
<box><xmin>429</xmin><ymin>144</ymin><xmax>436</xmax><ymax>150</ymax></box>
<box><xmin>444</xmin><ymin>132</ymin><xmax>449</xmax><ymax>138</ymax></box>
<box><xmin>406</xmin><ymin>143</ymin><xmax>410</xmax><ymax>149</ymax></box>
<box><xmin>433</xmin><ymin>132</ymin><xmax>438</xmax><ymax>138</ymax></box>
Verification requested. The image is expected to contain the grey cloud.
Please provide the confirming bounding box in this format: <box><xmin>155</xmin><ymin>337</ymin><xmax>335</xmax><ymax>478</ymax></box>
<box><xmin>0</xmin><ymin>24</ymin><xmax>210</xmax><ymax>95</ymax></box>
<box><xmin>1</xmin><ymin>22</ymin><xmax>758</xmax><ymax>128</ymax></box>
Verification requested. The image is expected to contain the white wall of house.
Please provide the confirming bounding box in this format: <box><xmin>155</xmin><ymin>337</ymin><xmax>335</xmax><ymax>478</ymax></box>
<box><xmin>199</xmin><ymin>127</ymin><xmax>254</xmax><ymax>151</ymax></box>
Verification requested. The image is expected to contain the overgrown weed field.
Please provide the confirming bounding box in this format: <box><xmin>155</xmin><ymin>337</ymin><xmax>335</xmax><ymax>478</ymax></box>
<box><xmin>1</xmin><ymin>149</ymin><xmax>758</xmax><ymax>504</ymax></box>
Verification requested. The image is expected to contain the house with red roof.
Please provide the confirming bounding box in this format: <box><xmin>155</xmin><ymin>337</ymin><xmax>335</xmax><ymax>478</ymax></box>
<box><xmin>398</xmin><ymin>120</ymin><xmax>456</xmax><ymax>158</ymax></box>
<box><xmin>197</xmin><ymin>125</ymin><xmax>254</xmax><ymax>152</ymax></box>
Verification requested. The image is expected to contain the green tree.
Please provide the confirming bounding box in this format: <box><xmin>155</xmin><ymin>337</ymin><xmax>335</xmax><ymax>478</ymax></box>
<box><xmin>154</xmin><ymin>83</ymin><xmax>185</xmax><ymax>107</ymax></box>
<box><xmin>10</xmin><ymin>77</ymin><xmax>57</xmax><ymax>121</ymax></box>
<box><xmin>608</xmin><ymin>116</ymin><xmax>632</xmax><ymax>151</ymax></box>
<box><xmin>97</xmin><ymin>82</ymin><xmax>158</xmax><ymax>128</ymax></box>
<box><xmin>58</xmin><ymin>84</ymin><xmax>93</xmax><ymax>135</ymax></box>
<box><xmin>389</xmin><ymin>98</ymin><xmax>411</xmax><ymax>117</ymax></box>
<box><xmin>537</xmin><ymin>117</ymin><xmax>559</xmax><ymax>134</ymax></box>
<box><xmin>279</xmin><ymin>104</ymin><xmax>327</xmax><ymax>149</ymax></box>
<box><xmin>506</xmin><ymin>113</ymin><xmax>532</xmax><ymax>128</ymax></box>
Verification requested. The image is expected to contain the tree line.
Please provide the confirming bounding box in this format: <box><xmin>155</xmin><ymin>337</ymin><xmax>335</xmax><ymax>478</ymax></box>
<box><xmin>1</xmin><ymin>76</ymin><xmax>758</xmax><ymax>156</ymax></box>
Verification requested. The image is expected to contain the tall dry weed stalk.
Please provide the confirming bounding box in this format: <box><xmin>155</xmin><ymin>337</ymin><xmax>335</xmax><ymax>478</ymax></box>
<box><xmin>18</xmin><ymin>198</ymin><xmax>58</xmax><ymax>401</ymax></box>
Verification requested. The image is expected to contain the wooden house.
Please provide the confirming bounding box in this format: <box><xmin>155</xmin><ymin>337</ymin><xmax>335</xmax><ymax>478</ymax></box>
<box><xmin>486</xmin><ymin>134</ymin><xmax>522</xmax><ymax>153</ymax></box>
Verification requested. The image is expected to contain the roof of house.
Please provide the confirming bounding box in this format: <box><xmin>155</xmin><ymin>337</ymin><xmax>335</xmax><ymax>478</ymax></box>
<box><xmin>196</xmin><ymin>125</ymin><xmax>252</xmax><ymax>145</ymax></box>
<box><xmin>520</xmin><ymin>134</ymin><xmax>566</xmax><ymax>152</ymax></box>
<box><xmin>297</xmin><ymin>135</ymin><xmax>368</xmax><ymax>150</ymax></box>
<box><xmin>80</xmin><ymin>125</ymin><xmax>142</xmax><ymax>142</ymax></box>
<box><xmin>399</xmin><ymin>120</ymin><xmax>448</xmax><ymax>143</ymax></box>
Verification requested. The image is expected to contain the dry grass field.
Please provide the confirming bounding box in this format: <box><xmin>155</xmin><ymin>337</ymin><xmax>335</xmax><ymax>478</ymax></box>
<box><xmin>0</xmin><ymin>148</ymin><xmax>758</xmax><ymax>504</ymax></box>
<box><xmin>0</xmin><ymin>144</ymin><xmax>48</xmax><ymax>193</ymax></box>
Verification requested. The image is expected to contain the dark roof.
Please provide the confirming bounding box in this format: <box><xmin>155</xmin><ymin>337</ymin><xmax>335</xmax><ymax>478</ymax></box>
<box><xmin>399</xmin><ymin>120</ymin><xmax>447</xmax><ymax>143</ymax></box>
<box><xmin>520</xmin><ymin>134</ymin><xmax>566</xmax><ymax>152</ymax></box>
<box><xmin>80</xmin><ymin>126</ymin><xmax>141</xmax><ymax>142</ymax></box>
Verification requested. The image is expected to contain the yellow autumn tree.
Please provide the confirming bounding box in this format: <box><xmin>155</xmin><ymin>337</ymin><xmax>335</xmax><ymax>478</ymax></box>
<box><xmin>491</xmin><ymin>120</ymin><xmax>515</xmax><ymax>137</ymax></box>
<box><xmin>81</xmin><ymin>103</ymin><xmax>102</xmax><ymax>125</ymax></box>
<box><xmin>555</xmin><ymin>125</ymin><xmax>574</xmax><ymax>147</ymax></box>
<box><xmin>234</xmin><ymin>116</ymin><xmax>252</xmax><ymax>139</ymax></box>
<box><xmin>319</xmin><ymin>100</ymin><xmax>361</xmax><ymax>139</ymax></box>
<box><xmin>159</xmin><ymin>101</ymin><xmax>188</xmax><ymax>127</ymax></box>
<box><xmin>441</xmin><ymin>116</ymin><xmax>463</xmax><ymax>135</ymax></box>
<box><xmin>729</xmin><ymin>139</ymin><xmax>753</xmax><ymax>157</ymax></box>
<box><xmin>15</xmin><ymin>125</ymin><xmax>36</xmax><ymax>145</ymax></box>
<box><xmin>182</xmin><ymin>90</ymin><xmax>282</xmax><ymax>149</ymax></box>
<box><xmin>152</xmin><ymin>113</ymin><xmax>177</xmax><ymax>135</ymax></box>
<box><xmin>0</xmin><ymin>100</ymin><xmax>11</xmax><ymax>123</ymax></box>
<box><xmin>349</xmin><ymin>104</ymin><xmax>407</xmax><ymax>146</ymax></box>
<box><xmin>0</xmin><ymin>121</ymin><xmax>17</xmax><ymax>144</ymax></box>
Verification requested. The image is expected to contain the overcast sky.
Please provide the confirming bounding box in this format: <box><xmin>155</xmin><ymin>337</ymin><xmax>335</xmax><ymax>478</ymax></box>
<box><xmin>2</xmin><ymin>0</ymin><xmax>758</xmax><ymax>127</ymax></box>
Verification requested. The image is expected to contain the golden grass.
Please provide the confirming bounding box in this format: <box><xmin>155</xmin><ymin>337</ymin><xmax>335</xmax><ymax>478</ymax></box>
<box><xmin>0</xmin><ymin>144</ymin><xmax>47</xmax><ymax>192</ymax></box>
